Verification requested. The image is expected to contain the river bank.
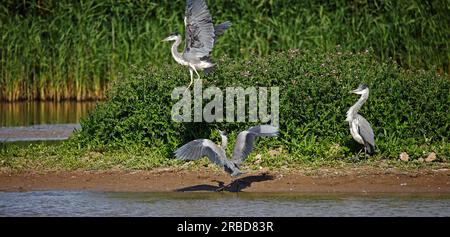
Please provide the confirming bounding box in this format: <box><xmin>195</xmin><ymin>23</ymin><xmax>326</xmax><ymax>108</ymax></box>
<box><xmin>1</xmin><ymin>166</ymin><xmax>449</xmax><ymax>193</ymax></box>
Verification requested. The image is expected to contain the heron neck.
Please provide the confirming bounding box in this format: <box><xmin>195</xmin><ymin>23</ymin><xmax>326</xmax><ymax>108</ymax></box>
<box><xmin>220</xmin><ymin>134</ymin><xmax>228</xmax><ymax>149</ymax></box>
<box><xmin>171</xmin><ymin>37</ymin><xmax>186</xmax><ymax>65</ymax></box>
<box><xmin>346</xmin><ymin>92</ymin><xmax>369</xmax><ymax>121</ymax></box>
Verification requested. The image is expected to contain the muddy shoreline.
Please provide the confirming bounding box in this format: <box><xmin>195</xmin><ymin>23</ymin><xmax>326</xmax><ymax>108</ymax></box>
<box><xmin>1</xmin><ymin>167</ymin><xmax>449</xmax><ymax>193</ymax></box>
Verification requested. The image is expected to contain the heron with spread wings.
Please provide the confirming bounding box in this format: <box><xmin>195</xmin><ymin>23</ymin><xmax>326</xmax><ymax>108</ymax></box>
<box><xmin>174</xmin><ymin>125</ymin><xmax>279</xmax><ymax>177</ymax></box>
<box><xmin>162</xmin><ymin>0</ymin><xmax>231</xmax><ymax>90</ymax></box>
<box><xmin>346</xmin><ymin>84</ymin><xmax>376</xmax><ymax>158</ymax></box>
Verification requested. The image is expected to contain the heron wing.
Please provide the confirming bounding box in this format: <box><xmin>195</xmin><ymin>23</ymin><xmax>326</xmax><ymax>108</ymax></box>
<box><xmin>231</xmin><ymin>131</ymin><xmax>255</xmax><ymax>165</ymax></box>
<box><xmin>174</xmin><ymin>139</ymin><xmax>226</xmax><ymax>165</ymax></box>
<box><xmin>214</xmin><ymin>21</ymin><xmax>231</xmax><ymax>37</ymax></box>
<box><xmin>356</xmin><ymin>115</ymin><xmax>375</xmax><ymax>147</ymax></box>
<box><xmin>231</xmin><ymin>125</ymin><xmax>279</xmax><ymax>165</ymax></box>
<box><xmin>183</xmin><ymin>0</ymin><xmax>215</xmax><ymax>60</ymax></box>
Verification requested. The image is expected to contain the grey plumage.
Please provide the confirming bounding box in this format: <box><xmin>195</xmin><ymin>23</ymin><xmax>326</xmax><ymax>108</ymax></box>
<box><xmin>346</xmin><ymin>84</ymin><xmax>375</xmax><ymax>155</ymax></box>
<box><xmin>183</xmin><ymin>0</ymin><xmax>215</xmax><ymax>60</ymax></box>
<box><xmin>162</xmin><ymin>0</ymin><xmax>231</xmax><ymax>89</ymax></box>
<box><xmin>355</xmin><ymin>115</ymin><xmax>375</xmax><ymax>154</ymax></box>
<box><xmin>213</xmin><ymin>21</ymin><xmax>232</xmax><ymax>37</ymax></box>
<box><xmin>231</xmin><ymin>125</ymin><xmax>280</xmax><ymax>166</ymax></box>
<box><xmin>174</xmin><ymin>139</ymin><xmax>241</xmax><ymax>176</ymax></box>
<box><xmin>174</xmin><ymin>125</ymin><xmax>279</xmax><ymax>176</ymax></box>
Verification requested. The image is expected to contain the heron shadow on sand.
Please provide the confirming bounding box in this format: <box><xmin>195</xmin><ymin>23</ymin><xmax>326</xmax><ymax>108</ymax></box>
<box><xmin>175</xmin><ymin>173</ymin><xmax>274</xmax><ymax>193</ymax></box>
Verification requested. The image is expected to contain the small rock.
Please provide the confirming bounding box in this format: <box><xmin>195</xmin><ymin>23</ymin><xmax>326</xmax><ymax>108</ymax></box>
<box><xmin>399</xmin><ymin>152</ymin><xmax>409</xmax><ymax>161</ymax></box>
<box><xmin>254</xmin><ymin>154</ymin><xmax>262</xmax><ymax>164</ymax></box>
<box><xmin>418</xmin><ymin>158</ymin><xmax>424</xmax><ymax>163</ymax></box>
<box><xmin>425</xmin><ymin>152</ymin><xmax>437</xmax><ymax>163</ymax></box>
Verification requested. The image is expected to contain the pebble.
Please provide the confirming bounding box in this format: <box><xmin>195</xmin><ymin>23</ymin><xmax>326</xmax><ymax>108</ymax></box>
<box><xmin>254</xmin><ymin>154</ymin><xmax>262</xmax><ymax>164</ymax></box>
<box><xmin>399</xmin><ymin>152</ymin><xmax>409</xmax><ymax>161</ymax></box>
<box><xmin>425</xmin><ymin>152</ymin><xmax>437</xmax><ymax>163</ymax></box>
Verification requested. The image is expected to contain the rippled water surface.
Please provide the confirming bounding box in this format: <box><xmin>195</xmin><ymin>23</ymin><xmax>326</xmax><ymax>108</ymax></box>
<box><xmin>0</xmin><ymin>101</ymin><xmax>96</xmax><ymax>141</ymax></box>
<box><xmin>1</xmin><ymin>191</ymin><xmax>449</xmax><ymax>217</ymax></box>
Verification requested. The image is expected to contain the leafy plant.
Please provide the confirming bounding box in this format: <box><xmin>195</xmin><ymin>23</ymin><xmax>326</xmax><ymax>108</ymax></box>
<box><xmin>74</xmin><ymin>49</ymin><xmax>450</xmax><ymax>162</ymax></box>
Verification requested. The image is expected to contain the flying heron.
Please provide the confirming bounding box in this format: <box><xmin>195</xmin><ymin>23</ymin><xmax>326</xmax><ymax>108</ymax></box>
<box><xmin>346</xmin><ymin>84</ymin><xmax>375</xmax><ymax>158</ymax></box>
<box><xmin>162</xmin><ymin>0</ymin><xmax>231</xmax><ymax>90</ymax></box>
<box><xmin>174</xmin><ymin>125</ymin><xmax>279</xmax><ymax>177</ymax></box>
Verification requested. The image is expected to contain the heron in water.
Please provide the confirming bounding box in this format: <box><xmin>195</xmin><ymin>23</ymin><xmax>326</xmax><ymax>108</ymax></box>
<box><xmin>346</xmin><ymin>84</ymin><xmax>375</xmax><ymax>158</ymax></box>
<box><xmin>174</xmin><ymin>125</ymin><xmax>279</xmax><ymax>177</ymax></box>
<box><xmin>162</xmin><ymin>0</ymin><xmax>231</xmax><ymax>90</ymax></box>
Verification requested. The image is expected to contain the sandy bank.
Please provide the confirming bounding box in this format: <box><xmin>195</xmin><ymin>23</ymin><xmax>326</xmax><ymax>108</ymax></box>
<box><xmin>1</xmin><ymin>167</ymin><xmax>449</xmax><ymax>193</ymax></box>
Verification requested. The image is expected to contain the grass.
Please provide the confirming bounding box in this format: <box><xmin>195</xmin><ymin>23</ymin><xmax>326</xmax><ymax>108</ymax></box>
<box><xmin>1</xmin><ymin>142</ymin><xmax>449</xmax><ymax>174</ymax></box>
<box><xmin>0</xmin><ymin>142</ymin><xmax>178</xmax><ymax>172</ymax></box>
<box><xmin>1</xmin><ymin>0</ymin><xmax>449</xmax><ymax>101</ymax></box>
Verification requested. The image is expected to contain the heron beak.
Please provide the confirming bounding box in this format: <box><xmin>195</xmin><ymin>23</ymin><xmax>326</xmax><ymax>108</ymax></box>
<box><xmin>350</xmin><ymin>88</ymin><xmax>360</xmax><ymax>94</ymax></box>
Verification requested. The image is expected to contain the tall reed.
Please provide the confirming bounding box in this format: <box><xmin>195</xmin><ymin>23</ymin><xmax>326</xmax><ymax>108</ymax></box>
<box><xmin>0</xmin><ymin>0</ymin><xmax>449</xmax><ymax>101</ymax></box>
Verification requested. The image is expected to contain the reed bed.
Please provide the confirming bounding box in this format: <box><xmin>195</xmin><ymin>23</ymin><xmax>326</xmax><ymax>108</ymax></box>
<box><xmin>1</xmin><ymin>0</ymin><xmax>449</xmax><ymax>101</ymax></box>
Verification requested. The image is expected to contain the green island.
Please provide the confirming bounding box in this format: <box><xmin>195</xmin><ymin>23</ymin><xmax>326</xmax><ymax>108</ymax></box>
<box><xmin>0</xmin><ymin>1</ymin><xmax>449</xmax><ymax>194</ymax></box>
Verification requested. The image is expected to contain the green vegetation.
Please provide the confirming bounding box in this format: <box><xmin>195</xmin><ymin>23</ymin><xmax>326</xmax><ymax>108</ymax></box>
<box><xmin>0</xmin><ymin>50</ymin><xmax>448</xmax><ymax>172</ymax></box>
<box><xmin>72</xmin><ymin>49</ymin><xmax>450</xmax><ymax>165</ymax></box>
<box><xmin>1</xmin><ymin>0</ymin><xmax>449</xmax><ymax>101</ymax></box>
<box><xmin>0</xmin><ymin>142</ymin><xmax>178</xmax><ymax>172</ymax></box>
<box><xmin>1</xmin><ymin>141</ymin><xmax>448</xmax><ymax>173</ymax></box>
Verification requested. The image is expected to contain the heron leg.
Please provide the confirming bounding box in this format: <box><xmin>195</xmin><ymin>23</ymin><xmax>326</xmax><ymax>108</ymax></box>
<box><xmin>192</xmin><ymin>66</ymin><xmax>201</xmax><ymax>80</ymax></box>
<box><xmin>351</xmin><ymin>148</ymin><xmax>363</xmax><ymax>162</ymax></box>
<box><xmin>185</xmin><ymin>68</ymin><xmax>194</xmax><ymax>93</ymax></box>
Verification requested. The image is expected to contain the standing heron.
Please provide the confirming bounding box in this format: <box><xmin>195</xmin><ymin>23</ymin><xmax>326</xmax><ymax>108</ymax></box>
<box><xmin>346</xmin><ymin>84</ymin><xmax>375</xmax><ymax>158</ymax></box>
<box><xmin>174</xmin><ymin>125</ymin><xmax>279</xmax><ymax>177</ymax></box>
<box><xmin>162</xmin><ymin>0</ymin><xmax>232</xmax><ymax>90</ymax></box>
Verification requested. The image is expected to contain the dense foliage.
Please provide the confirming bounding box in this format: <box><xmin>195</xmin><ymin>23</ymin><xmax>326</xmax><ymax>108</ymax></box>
<box><xmin>1</xmin><ymin>0</ymin><xmax>449</xmax><ymax>101</ymax></box>
<box><xmin>74</xmin><ymin>49</ymin><xmax>450</xmax><ymax>162</ymax></box>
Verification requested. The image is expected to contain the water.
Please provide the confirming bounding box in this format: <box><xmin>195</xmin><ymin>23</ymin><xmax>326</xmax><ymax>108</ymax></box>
<box><xmin>0</xmin><ymin>124</ymin><xmax>81</xmax><ymax>142</ymax></box>
<box><xmin>0</xmin><ymin>101</ymin><xmax>96</xmax><ymax>126</ymax></box>
<box><xmin>0</xmin><ymin>101</ymin><xmax>96</xmax><ymax>141</ymax></box>
<box><xmin>1</xmin><ymin>191</ymin><xmax>449</xmax><ymax>217</ymax></box>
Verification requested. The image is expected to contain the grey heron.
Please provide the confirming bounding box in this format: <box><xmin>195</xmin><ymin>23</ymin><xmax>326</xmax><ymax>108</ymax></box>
<box><xmin>346</xmin><ymin>84</ymin><xmax>375</xmax><ymax>158</ymax></box>
<box><xmin>174</xmin><ymin>125</ymin><xmax>279</xmax><ymax>177</ymax></box>
<box><xmin>162</xmin><ymin>0</ymin><xmax>231</xmax><ymax>90</ymax></box>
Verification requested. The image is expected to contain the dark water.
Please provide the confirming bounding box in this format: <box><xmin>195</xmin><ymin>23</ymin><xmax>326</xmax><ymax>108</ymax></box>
<box><xmin>0</xmin><ymin>102</ymin><xmax>96</xmax><ymax>142</ymax></box>
<box><xmin>0</xmin><ymin>101</ymin><xmax>96</xmax><ymax>126</ymax></box>
<box><xmin>1</xmin><ymin>191</ymin><xmax>449</xmax><ymax>217</ymax></box>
